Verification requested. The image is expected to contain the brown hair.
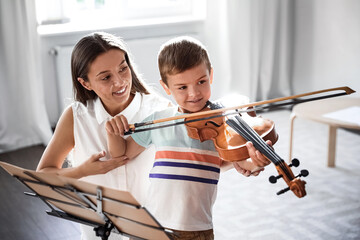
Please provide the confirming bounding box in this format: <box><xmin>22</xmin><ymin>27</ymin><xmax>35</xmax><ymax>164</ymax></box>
<box><xmin>158</xmin><ymin>36</ymin><xmax>212</xmax><ymax>85</ymax></box>
<box><xmin>71</xmin><ymin>32</ymin><xmax>149</xmax><ymax>104</ymax></box>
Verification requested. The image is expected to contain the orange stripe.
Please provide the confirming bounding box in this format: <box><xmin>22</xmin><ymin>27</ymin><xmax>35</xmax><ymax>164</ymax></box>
<box><xmin>155</xmin><ymin>151</ymin><xmax>221</xmax><ymax>165</ymax></box>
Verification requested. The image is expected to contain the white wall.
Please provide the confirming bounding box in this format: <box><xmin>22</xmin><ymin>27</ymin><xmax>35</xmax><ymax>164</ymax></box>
<box><xmin>292</xmin><ymin>0</ymin><xmax>360</xmax><ymax>96</ymax></box>
<box><xmin>39</xmin><ymin>1</ymin><xmax>360</xmax><ymax>126</ymax></box>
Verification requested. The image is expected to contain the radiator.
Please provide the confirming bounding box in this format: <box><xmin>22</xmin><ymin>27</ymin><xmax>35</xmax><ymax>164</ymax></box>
<box><xmin>52</xmin><ymin>45</ymin><xmax>74</xmax><ymax>111</ymax></box>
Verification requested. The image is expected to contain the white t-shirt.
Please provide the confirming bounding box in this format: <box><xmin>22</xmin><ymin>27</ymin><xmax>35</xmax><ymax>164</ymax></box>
<box><xmin>70</xmin><ymin>92</ymin><xmax>170</xmax><ymax>240</ymax></box>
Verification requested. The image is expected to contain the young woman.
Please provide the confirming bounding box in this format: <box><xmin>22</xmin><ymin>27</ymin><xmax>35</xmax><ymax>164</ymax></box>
<box><xmin>36</xmin><ymin>32</ymin><xmax>171</xmax><ymax>240</ymax></box>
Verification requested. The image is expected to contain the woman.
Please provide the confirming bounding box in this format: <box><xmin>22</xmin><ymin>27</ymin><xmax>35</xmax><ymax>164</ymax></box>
<box><xmin>36</xmin><ymin>32</ymin><xmax>171</xmax><ymax>240</ymax></box>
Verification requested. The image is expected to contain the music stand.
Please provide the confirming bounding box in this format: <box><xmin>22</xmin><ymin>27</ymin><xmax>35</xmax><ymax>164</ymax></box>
<box><xmin>0</xmin><ymin>161</ymin><xmax>173</xmax><ymax>240</ymax></box>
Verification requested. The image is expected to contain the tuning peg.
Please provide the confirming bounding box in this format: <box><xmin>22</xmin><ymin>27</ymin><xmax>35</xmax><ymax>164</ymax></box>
<box><xmin>269</xmin><ymin>174</ymin><xmax>283</xmax><ymax>184</ymax></box>
<box><xmin>276</xmin><ymin>187</ymin><xmax>290</xmax><ymax>195</ymax></box>
<box><xmin>289</xmin><ymin>158</ymin><xmax>300</xmax><ymax>167</ymax></box>
<box><xmin>295</xmin><ymin>169</ymin><xmax>309</xmax><ymax>178</ymax></box>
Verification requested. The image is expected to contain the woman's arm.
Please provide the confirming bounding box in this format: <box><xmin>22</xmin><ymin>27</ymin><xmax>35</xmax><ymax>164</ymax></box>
<box><xmin>37</xmin><ymin>107</ymin><xmax>128</xmax><ymax>178</ymax></box>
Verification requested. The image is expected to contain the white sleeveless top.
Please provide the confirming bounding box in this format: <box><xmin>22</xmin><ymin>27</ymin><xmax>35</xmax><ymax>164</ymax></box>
<box><xmin>70</xmin><ymin>92</ymin><xmax>170</xmax><ymax>240</ymax></box>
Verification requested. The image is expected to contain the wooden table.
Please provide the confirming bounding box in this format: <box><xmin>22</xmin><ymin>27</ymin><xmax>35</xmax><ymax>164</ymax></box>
<box><xmin>289</xmin><ymin>97</ymin><xmax>360</xmax><ymax>167</ymax></box>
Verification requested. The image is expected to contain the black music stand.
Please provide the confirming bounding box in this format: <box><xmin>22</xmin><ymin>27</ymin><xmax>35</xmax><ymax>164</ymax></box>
<box><xmin>0</xmin><ymin>161</ymin><xmax>173</xmax><ymax>240</ymax></box>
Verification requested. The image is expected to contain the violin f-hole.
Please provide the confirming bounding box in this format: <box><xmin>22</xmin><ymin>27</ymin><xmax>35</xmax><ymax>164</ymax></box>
<box><xmin>205</xmin><ymin>121</ymin><xmax>222</xmax><ymax>127</ymax></box>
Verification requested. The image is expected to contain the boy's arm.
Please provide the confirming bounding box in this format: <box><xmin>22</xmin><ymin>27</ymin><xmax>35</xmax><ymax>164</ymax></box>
<box><xmin>220</xmin><ymin>158</ymin><xmax>264</xmax><ymax>174</ymax></box>
<box><xmin>220</xmin><ymin>141</ymin><xmax>272</xmax><ymax>176</ymax></box>
<box><xmin>106</xmin><ymin>115</ymin><xmax>146</xmax><ymax>159</ymax></box>
<box><xmin>107</xmin><ymin>132</ymin><xmax>126</xmax><ymax>157</ymax></box>
<box><xmin>107</xmin><ymin>133</ymin><xmax>145</xmax><ymax>159</ymax></box>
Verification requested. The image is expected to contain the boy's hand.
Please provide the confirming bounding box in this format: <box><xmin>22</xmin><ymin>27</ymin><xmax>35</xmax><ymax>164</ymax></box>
<box><xmin>246</xmin><ymin>141</ymin><xmax>272</xmax><ymax>167</ymax></box>
<box><xmin>105</xmin><ymin>115</ymin><xmax>129</xmax><ymax>136</ymax></box>
<box><xmin>233</xmin><ymin>163</ymin><xmax>264</xmax><ymax>177</ymax></box>
<box><xmin>232</xmin><ymin>140</ymin><xmax>272</xmax><ymax>177</ymax></box>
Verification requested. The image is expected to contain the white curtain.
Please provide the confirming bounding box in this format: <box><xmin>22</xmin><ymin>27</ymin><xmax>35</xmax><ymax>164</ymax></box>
<box><xmin>0</xmin><ymin>0</ymin><xmax>52</xmax><ymax>153</ymax></box>
<box><xmin>205</xmin><ymin>0</ymin><xmax>294</xmax><ymax>101</ymax></box>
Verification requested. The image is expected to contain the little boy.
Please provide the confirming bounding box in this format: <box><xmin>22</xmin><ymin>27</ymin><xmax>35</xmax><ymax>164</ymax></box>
<box><xmin>105</xmin><ymin>36</ymin><xmax>270</xmax><ymax>239</ymax></box>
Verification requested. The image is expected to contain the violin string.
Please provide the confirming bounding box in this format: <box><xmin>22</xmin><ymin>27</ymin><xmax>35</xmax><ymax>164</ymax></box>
<box><xmin>208</xmin><ymin>102</ymin><xmax>283</xmax><ymax>171</ymax></box>
<box><xmin>211</xmin><ymin>102</ymin><xmax>281</xmax><ymax>163</ymax></box>
<box><xmin>231</xmin><ymin>114</ymin><xmax>290</xmax><ymax>172</ymax></box>
<box><xmin>226</xmin><ymin>116</ymin><xmax>279</xmax><ymax>163</ymax></box>
<box><xmin>209</xmin><ymin>101</ymin><xmax>290</xmax><ymax>174</ymax></box>
<box><xmin>233</xmin><ymin>115</ymin><xmax>281</xmax><ymax>162</ymax></box>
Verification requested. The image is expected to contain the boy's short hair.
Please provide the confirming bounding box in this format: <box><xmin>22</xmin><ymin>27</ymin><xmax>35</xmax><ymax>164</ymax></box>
<box><xmin>158</xmin><ymin>36</ymin><xmax>212</xmax><ymax>85</ymax></box>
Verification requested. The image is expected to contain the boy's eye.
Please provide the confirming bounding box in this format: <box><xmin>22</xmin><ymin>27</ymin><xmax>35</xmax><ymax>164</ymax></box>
<box><xmin>198</xmin><ymin>80</ymin><xmax>207</xmax><ymax>85</ymax></box>
<box><xmin>178</xmin><ymin>86</ymin><xmax>187</xmax><ymax>90</ymax></box>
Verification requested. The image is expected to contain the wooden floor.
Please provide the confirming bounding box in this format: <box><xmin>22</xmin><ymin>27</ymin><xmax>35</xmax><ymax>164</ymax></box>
<box><xmin>0</xmin><ymin>145</ymin><xmax>81</xmax><ymax>240</ymax></box>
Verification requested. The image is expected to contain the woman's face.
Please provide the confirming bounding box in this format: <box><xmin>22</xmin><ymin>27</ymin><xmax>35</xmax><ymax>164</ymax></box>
<box><xmin>78</xmin><ymin>49</ymin><xmax>133</xmax><ymax>116</ymax></box>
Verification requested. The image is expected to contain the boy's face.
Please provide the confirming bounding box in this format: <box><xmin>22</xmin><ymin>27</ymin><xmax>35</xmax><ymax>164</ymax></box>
<box><xmin>160</xmin><ymin>62</ymin><xmax>213</xmax><ymax>113</ymax></box>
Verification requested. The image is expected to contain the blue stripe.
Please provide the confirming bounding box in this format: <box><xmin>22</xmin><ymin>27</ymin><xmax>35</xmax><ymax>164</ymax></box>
<box><xmin>153</xmin><ymin>161</ymin><xmax>220</xmax><ymax>173</ymax></box>
<box><xmin>149</xmin><ymin>173</ymin><xmax>218</xmax><ymax>185</ymax></box>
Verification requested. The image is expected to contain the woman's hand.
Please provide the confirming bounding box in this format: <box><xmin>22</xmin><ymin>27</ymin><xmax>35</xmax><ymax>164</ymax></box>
<box><xmin>77</xmin><ymin>151</ymin><xmax>129</xmax><ymax>177</ymax></box>
<box><xmin>105</xmin><ymin>115</ymin><xmax>129</xmax><ymax>136</ymax></box>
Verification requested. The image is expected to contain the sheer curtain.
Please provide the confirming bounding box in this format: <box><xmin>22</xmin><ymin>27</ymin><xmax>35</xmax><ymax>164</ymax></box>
<box><xmin>0</xmin><ymin>0</ymin><xmax>52</xmax><ymax>153</ymax></box>
<box><xmin>205</xmin><ymin>0</ymin><xmax>294</xmax><ymax>101</ymax></box>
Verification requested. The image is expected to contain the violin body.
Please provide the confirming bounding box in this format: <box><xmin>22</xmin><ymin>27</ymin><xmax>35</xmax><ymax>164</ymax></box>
<box><xmin>185</xmin><ymin>108</ymin><xmax>278</xmax><ymax>162</ymax></box>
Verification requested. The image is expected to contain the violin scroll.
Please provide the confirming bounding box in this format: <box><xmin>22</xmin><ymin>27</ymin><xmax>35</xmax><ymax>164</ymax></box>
<box><xmin>269</xmin><ymin>158</ymin><xmax>309</xmax><ymax>198</ymax></box>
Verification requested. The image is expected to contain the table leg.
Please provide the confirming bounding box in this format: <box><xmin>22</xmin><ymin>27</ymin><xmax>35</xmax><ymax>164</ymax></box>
<box><xmin>289</xmin><ymin>112</ymin><xmax>297</xmax><ymax>163</ymax></box>
<box><xmin>328</xmin><ymin>126</ymin><xmax>337</xmax><ymax>167</ymax></box>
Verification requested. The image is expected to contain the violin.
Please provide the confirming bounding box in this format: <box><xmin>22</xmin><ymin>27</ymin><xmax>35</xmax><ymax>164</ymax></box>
<box><xmin>185</xmin><ymin>101</ymin><xmax>308</xmax><ymax>198</ymax></box>
<box><xmin>125</xmin><ymin>86</ymin><xmax>355</xmax><ymax>198</ymax></box>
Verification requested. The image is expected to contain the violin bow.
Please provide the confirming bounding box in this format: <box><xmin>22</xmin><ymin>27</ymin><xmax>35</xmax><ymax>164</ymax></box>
<box><xmin>126</xmin><ymin>86</ymin><xmax>355</xmax><ymax>134</ymax></box>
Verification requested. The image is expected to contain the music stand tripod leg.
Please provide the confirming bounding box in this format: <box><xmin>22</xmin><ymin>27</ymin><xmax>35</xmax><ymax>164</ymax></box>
<box><xmin>94</xmin><ymin>222</ymin><xmax>114</xmax><ymax>240</ymax></box>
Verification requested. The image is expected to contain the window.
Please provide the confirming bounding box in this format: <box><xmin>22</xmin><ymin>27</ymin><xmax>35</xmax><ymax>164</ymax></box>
<box><xmin>35</xmin><ymin>0</ymin><xmax>205</xmax><ymax>26</ymax></box>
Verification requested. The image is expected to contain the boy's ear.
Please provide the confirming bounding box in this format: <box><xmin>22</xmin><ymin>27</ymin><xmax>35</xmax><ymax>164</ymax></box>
<box><xmin>210</xmin><ymin>68</ymin><xmax>214</xmax><ymax>84</ymax></box>
<box><xmin>77</xmin><ymin>77</ymin><xmax>92</xmax><ymax>91</ymax></box>
<box><xmin>160</xmin><ymin>80</ymin><xmax>171</xmax><ymax>95</ymax></box>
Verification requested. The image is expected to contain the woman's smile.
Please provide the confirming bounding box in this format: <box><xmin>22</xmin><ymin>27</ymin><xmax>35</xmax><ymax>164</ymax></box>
<box><xmin>113</xmin><ymin>86</ymin><xmax>127</xmax><ymax>96</ymax></box>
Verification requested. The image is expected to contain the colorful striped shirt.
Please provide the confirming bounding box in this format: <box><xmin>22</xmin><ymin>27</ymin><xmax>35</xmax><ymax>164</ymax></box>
<box><xmin>131</xmin><ymin>106</ymin><xmax>221</xmax><ymax>231</ymax></box>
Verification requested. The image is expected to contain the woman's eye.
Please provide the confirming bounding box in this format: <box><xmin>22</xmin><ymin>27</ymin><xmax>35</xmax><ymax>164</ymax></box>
<box><xmin>101</xmin><ymin>75</ymin><xmax>110</xmax><ymax>81</ymax></box>
<box><xmin>120</xmin><ymin>66</ymin><xmax>128</xmax><ymax>72</ymax></box>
